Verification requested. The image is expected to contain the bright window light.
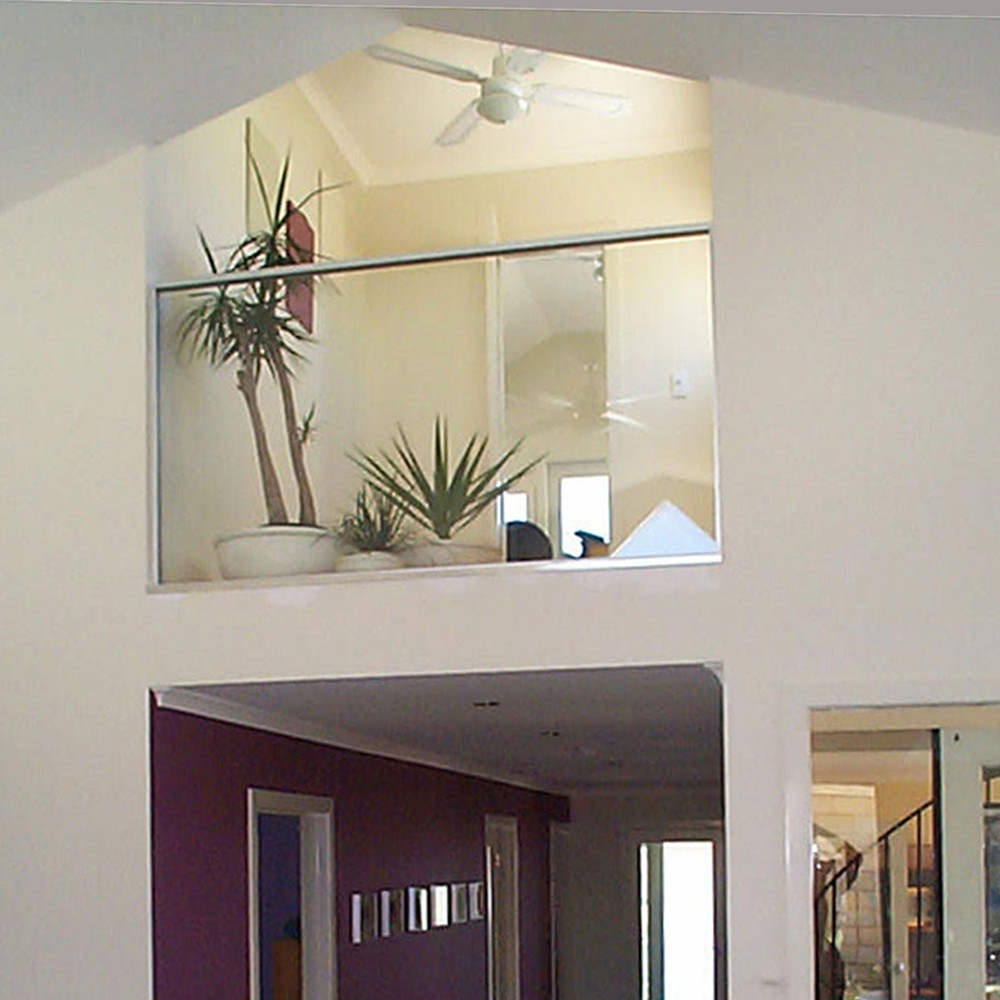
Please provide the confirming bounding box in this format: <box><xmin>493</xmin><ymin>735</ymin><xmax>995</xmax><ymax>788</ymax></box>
<box><xmin>501</xmin><ymin>491</ymin><xmax>528</xmax><ymax>524</ymax></box>
<box><xmin>661</xmin><ymin>841</ymin><xmax>715</xmax><ymax>1000</ymax></box>
<box><xmin>559</xmin><ymin>474</ymin><xmax>610</xmax><ymax>556</ymax></box>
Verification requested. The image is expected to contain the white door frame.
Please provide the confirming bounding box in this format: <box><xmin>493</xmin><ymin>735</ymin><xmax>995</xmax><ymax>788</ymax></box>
<box><xmin>486</xmin><ymin>813</ymin><xmax>521</xmax><ymax>1000</ymax></box>
<box><xmin>630</xmin><ymin>823</ymin><xmax>727</xmax><ymax>1000</ymax></box>
<box><xmin>938</xmin><ymin>726</ymin><xmax>1000</xmax><ymax>1000</ymax></box>
<box><xmin>781</xmin><ymin>673</ymin><xmax>1000</xmax><ymax>1000</ymax></box>
<box><xmin>247</xmin><ymin>788</ymin><xmax>336</xmax><ymax>1000</ymax></box>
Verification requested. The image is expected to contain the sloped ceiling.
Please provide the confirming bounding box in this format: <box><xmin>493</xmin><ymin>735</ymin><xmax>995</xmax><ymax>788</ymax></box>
<box><xmin>6</xmin><ymin>4</ymin><xmax>1000</xmax><ymax>213</ymax></box>
<box><xmin>300</xmin><ymin>26</ymin><xmax>710</xmax><ymax>187</ymax></box>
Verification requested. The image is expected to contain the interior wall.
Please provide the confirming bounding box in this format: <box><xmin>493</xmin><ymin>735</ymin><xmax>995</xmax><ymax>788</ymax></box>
<box><xmin>356</xmin><ymin>260</ymin><xmax>494</xmax><ymax>547</ymax></box>
<box><xmin>349</xmin><ymin>151</ymin><xmax>711</xmax><ymax>258</ymax></box>
<box><xmin>151</xmin><ymin>704</ymin><xmax>569</xmax><ymax>1000</ymax></box>
<box><xmin>711</xmin><ymin>78</ymin><xmax>1000</xmax><ymax>999</ymax></box>
<box><xmin>876</xmin><ymin>779</ymin><xmax>933</xmax><ymax>831</ymax></box>
<box><xmin>12</xmin><ymin>44</ymin><xmax>1000</xmax><ymax>1000</ymax></box>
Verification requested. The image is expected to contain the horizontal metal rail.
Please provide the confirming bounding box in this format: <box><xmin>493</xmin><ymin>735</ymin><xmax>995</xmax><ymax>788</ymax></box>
<box><xmin>155</xmin><ymin>222</ymin><xmax>712</xmax><ymax>294</ymax></box>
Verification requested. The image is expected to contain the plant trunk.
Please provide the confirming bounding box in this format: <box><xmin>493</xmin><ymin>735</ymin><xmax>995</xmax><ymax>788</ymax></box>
<box><xmin>273</xmin><ymin>357</ymin><xmax>317</xmax><ymax>526</ymax></box>
<box><xmin>236</xmin><ymin>367</ymin><xmax>289</xmax><ymax>524</ymax></box>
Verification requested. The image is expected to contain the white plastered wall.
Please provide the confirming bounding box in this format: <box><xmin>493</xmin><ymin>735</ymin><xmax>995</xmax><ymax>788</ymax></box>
<box><xmin>711</xmin><ymin>78</ymin><xmax>1000</xmax><ymax>998</ymax></box>
<box><xmin>9</xmin><ymin>73</ymin><xmax>1000</xmax><ymax>1000</ymax></box>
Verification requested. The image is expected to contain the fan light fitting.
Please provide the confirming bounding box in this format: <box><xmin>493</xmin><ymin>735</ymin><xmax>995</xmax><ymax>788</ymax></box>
<box><xmin>478</xmin><ymin>78</ymin><xmax>531</xmax><ymax>125</ymax></box>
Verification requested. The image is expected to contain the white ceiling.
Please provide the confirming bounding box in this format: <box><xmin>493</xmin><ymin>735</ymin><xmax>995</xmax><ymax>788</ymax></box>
<box><xmin>169</xmin><ymin>664</ymin><xmax>723</xmax><ymax>796</ymax></box>
<box><xmin>7</xmin><ymin>5</ymin><xmax>1000</xmax><ymax>214</ymax></box>
<box><xmin>812</xmin><ymin>750</ymin><xmax>932</xmax><ymax>785</ymax></box>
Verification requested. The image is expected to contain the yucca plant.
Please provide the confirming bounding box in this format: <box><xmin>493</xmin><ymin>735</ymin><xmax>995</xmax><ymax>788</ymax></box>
<box><xmin>176</xmin><ymin>152</ymin><xmax>338</xmax><ymax>527</ymax></box>
<box><xmin>351</xmin><ymin>417</ymin><xmax>542</xmax><ymax>540</ymax></box>
<box><xmin>338</xmin><ymin>484</ymin><xmax>409</xmax><ymax>553</ymax></box>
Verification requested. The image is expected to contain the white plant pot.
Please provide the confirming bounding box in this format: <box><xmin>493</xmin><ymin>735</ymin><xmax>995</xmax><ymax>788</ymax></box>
<box><xmin>214</xmin><ymin>526</ymin><xmax>339</xmax><ymax>580</ymax></box>
<box><xmin>336</xmin><ymin>551</ymin><xmax>406</xmax><ymax>573</ymax></box>
<box><xmin>400</xmin><ymin>537</ymin><xmax>502</xmax><ymax>568</ymax></box>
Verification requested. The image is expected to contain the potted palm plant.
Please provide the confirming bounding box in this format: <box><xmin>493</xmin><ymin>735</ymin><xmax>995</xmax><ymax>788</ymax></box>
<box><xmin>335</xmin><ymin>484</ymin><xmax>409</xmax><ymax>572</ymax></box>
<box><xmin>350</xmin><ymin>417</ymin><xmax>542</xmax><ymax>566</ymax></box>
<box><xmin>177</xmin><ymin>153</ymin><xmax>339</xmax><ymax>579</ymax></box>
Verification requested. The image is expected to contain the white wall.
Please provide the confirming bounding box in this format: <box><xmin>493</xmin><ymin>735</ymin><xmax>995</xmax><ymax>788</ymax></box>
<box><xmin>10</xmin><ymin>72</ymin><xmax>1000</xmax><ymax>1000</ymax></box>
<box><xmin>711</xmin><ymin>78</ymin><xmax>1000</xmax><ymax>998</ymax></box>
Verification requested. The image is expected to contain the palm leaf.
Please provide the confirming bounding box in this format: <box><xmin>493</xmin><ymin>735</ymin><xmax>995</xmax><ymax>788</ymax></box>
<box><xmin>350</xmin><ymin>417</ymin><xmax>543</xmax><ymax>540</ymax></box>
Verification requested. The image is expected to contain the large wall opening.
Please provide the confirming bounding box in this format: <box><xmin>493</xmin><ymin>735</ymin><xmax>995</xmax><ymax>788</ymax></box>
<box><xmin>810</xmin><ymin>703</ymin><xmax>1000</xmax><ymax>1000</ymax></box>
<box><xmin>151</xmin><ymin>663</ymin><xmax>725</xmax><ymax>1000</ymax></box>
<box><xmin>149</xmin><ymin>24</ymin><xmax>716</xmax><ymax>585</ymax></box>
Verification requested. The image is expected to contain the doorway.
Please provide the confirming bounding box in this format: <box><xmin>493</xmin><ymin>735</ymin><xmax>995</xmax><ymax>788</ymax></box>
<box><xmin>638</xmin><ymin>829</ymin><xmax>725</xmax><ymax>1000</ymax></box>
<box><xmin>248</xmin><ymin>789</ymin><xmax>336</xmax><ymax>1000</ymax></box>
<box><xmin>809</xmin><ymin>705</ymin><xmax>1000</xmax><ymax>1000</ymax></box>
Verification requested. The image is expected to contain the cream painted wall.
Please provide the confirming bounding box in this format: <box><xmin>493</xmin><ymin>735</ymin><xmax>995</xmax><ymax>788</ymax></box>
<box><xmin>876</xmin><ymin>779</ymin><xmax>933</xmax><ymax>831</ymax></box>
<box><xmin>349</xmin><ymin>150</ymin><xmax>712</xmax><ymax>257</ymax></box>
<box><xmin>355</xmin><ymin>259</ymin><xmax>495</xmax><ymax>547</ymax></box>
<box><xmin>11</xmin><ymin>73</ymin><xmax>1000</xmax><ymax>1000</ymax></box>
<box><xmin>348</xmin><ymin>152</ymin><xmax>714</xmax><ymax>555</ymax></box>
<box><xmin>711</xmin><ymin>79</ymin><xmax>1000</xmax><ymax>1000</ymax></box>
<box><xmin>607</xmin><ymin>235</ymin><xmax>716</xmax><ymax>541</ymax></box>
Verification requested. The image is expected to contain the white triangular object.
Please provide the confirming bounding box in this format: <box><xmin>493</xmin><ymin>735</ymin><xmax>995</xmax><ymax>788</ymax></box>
<box><xmin>611</xmin><ymin>501</ymin><xmax>718</xmax><ymax>559</ymax></box>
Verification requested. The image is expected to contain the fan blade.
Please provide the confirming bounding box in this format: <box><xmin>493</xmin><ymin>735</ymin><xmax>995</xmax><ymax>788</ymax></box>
<box><xmin>531</xmin><ymin>83</ymin><xmax>632</xmax><ymax>117</ymax></box>
<box><xmin>505</xmin><ymin>47</ymin><xmax>545</xmax><ymax>75</ymax></box>
<box><xmin>607</xmin><ymin>388</ymin><xmax>673</xmax><ymax>406</ymax></box>
<box><xmin>603</xmin><ymin>409</ymin><xmax>651</xmax><ymax>432</ymax></box>
<box><xmin>506</xmin><ymin>391</ymin><xmax>576</xmax><ymax>412</ymax></box>
<box><xmin>535</xmin><ymin>391</ymin><xmax>577</xmax><ymax>411</ymax></box>
<box><xmin>365</xmin><ymin>44</ymin><xmax>484</xmax><ymax>84</ymax></box>
<box><xmin>436</xmin><ymin>100</ymin><xmax>482</xmax><ymax>146</ymax></box>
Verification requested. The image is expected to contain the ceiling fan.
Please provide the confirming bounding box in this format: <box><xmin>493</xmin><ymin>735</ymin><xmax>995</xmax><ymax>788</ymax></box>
<box><xmin>509</xmin><ymin>361</ymin><xmax>660</xmax><ymax>437</ymax></box>
<box><xmin>364</xmin><ymin>42</ymin><xmax>633</xmax><ymax>146</ymax></box>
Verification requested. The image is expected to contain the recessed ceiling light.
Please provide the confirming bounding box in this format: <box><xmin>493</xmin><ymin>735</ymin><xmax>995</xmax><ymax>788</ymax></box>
<box><xmin>540</xmin><ymin>729</ymin><xmax>561</xmax><ymax>738</ymax></box>
<box><xmin>473</xmin><ymin>699</ymin><xmax>500</xmax><ymax>709</ymax></box>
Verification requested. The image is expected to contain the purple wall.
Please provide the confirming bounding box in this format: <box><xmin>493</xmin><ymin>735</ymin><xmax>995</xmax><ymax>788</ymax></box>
<box><xmin>150</xmin><ymin>702</ymin><xmax>569</xmax><ymax>1000</ymax></box>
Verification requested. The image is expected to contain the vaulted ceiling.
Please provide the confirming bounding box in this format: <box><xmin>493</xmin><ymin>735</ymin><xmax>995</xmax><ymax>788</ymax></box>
<box><xmin>299</xmin><ymin>26</ymin><xmax>710</xmax><ymax>187</ymax></box>
<box><xmin>5</xmin><ymin>4</ymin><xmax>1000</xmax><ymax>214</ymax></box>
